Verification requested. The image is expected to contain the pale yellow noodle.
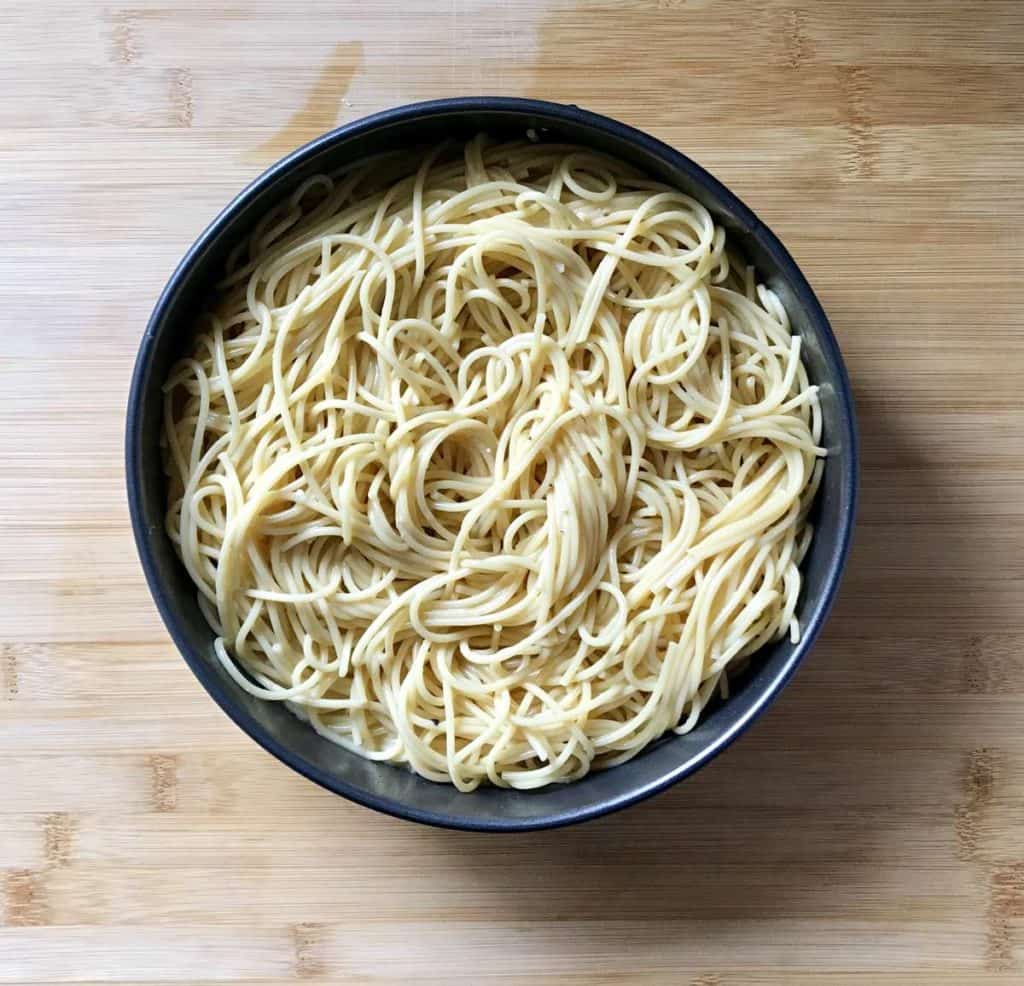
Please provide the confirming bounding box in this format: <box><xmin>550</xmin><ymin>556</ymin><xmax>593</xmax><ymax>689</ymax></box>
<box><xmin>163</xmin><ymin>136</ymin><xmax>824</xmax><ymax>791</ymax></box>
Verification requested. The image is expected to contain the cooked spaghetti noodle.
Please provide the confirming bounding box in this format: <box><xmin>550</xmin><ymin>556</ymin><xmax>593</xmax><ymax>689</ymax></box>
<box><xmin>163</xmin><ymin>136</ymin><xmax>823</xmax><ymax>790</ymax></box>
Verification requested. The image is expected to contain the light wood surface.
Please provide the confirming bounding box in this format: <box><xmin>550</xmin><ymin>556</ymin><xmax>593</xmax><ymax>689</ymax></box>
<box><xmin>2</xmin><ymin>1</ymin><xmax>1023</xmax><ymax>981</ymax></box>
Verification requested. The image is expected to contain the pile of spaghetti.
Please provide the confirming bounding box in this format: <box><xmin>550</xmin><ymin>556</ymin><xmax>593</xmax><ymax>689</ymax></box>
<box><xmin>164</xmin><ymin>137</ymin><xmax>823</xmax><ymax>790</ymax></box>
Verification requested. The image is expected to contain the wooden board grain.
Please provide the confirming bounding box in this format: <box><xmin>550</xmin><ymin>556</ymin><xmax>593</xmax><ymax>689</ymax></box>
<box><xmin>1</xmin><ymin>0</ymin><xmax>1023</xmax><ymax>981</ymax></box>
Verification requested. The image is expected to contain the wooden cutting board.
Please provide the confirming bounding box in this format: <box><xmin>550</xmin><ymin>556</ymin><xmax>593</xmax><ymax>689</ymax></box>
<box><xmin>2</xmin><ymin>1</ymin><xmax>1023</xmax><ymax>982</ymax></box>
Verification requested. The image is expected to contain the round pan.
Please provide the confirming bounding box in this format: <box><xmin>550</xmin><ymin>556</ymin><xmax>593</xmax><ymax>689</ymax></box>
<box><xmin>126</xmin><ymin>98</ymin><xmax>858</xmax><ymax>831</ymax></box>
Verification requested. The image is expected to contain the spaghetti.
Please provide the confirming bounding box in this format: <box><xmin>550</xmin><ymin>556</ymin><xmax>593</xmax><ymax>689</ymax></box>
<box><xmin>163</xmin><ymin>136</ymin><xmax>823</xmax><ymax>790</ymax></box>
